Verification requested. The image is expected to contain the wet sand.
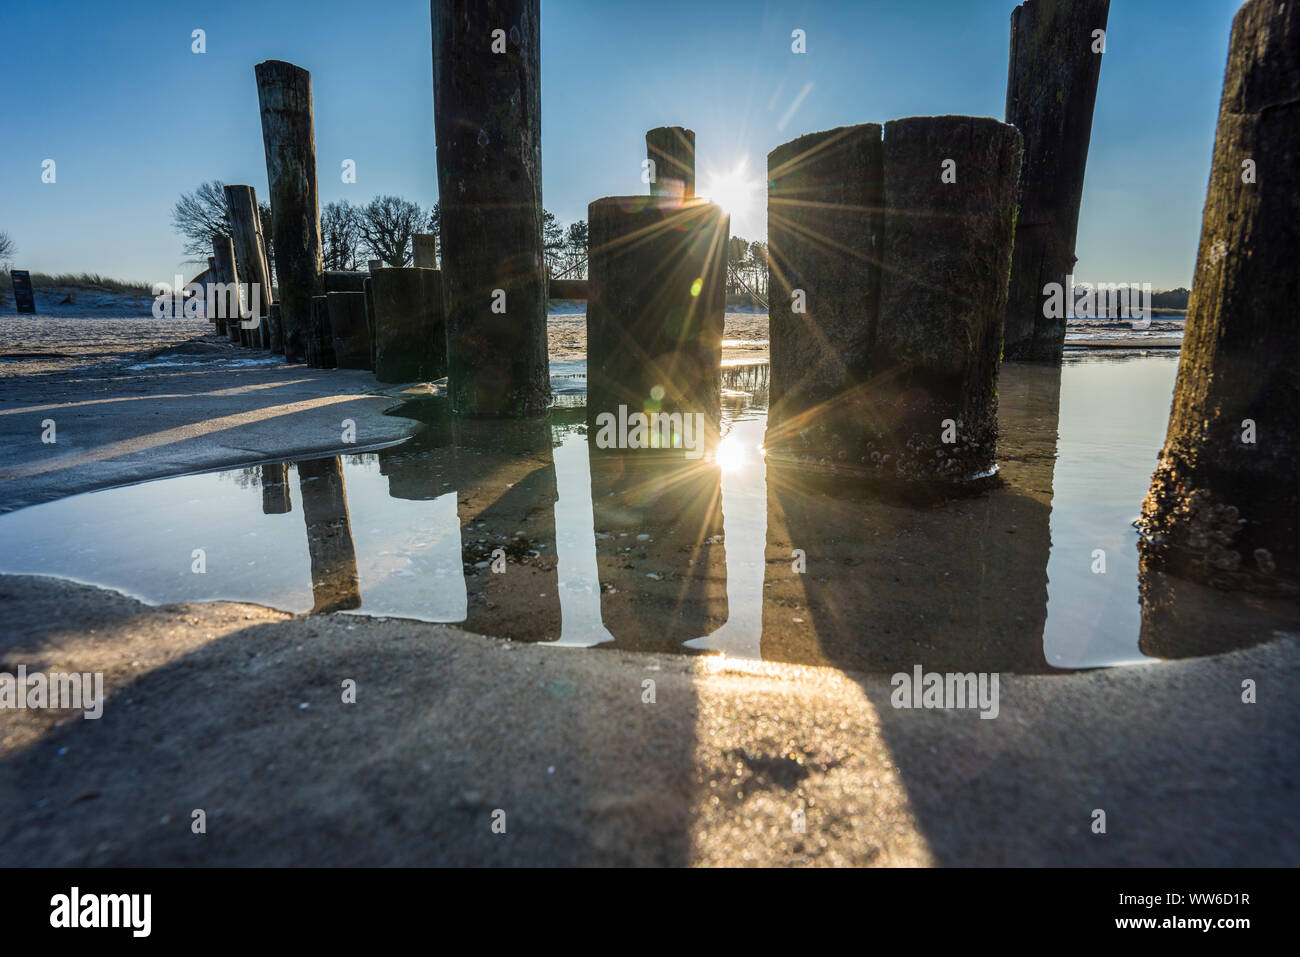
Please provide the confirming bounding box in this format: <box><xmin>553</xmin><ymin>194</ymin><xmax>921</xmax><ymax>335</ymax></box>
<box><xmin>0</xmin><ymin>573</ymin><xmax>1294</xmax><ymax>866</ymax></box>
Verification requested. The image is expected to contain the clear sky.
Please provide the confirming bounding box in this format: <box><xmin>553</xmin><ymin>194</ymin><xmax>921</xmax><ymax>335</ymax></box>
<box><xmin>1</xmin><ymin>0</ymin><xmax>1241</xmax><ymax>290</ymax></box>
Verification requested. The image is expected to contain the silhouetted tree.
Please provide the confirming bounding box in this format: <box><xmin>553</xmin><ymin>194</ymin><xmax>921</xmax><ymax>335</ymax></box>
<box><xmin>322</xmin><ymin>200</ymin><xmax>365</xmax><ymax>270</ymax></box>
<box><xmin>172</xmin><ymin>180</ymin><xmax>231</xmax><ymax>263</ymax></box>
<box><xmin>359</xmin><ymin>195</ymin><xmax>424</xmax><ymax>266</ymax></box>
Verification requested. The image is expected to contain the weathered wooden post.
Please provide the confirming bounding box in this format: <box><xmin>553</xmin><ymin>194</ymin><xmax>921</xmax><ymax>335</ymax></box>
<box><xmin>1003</xmin><ymin>0</ymin><xmax>1110</xmax><ymax>361</ymax></box>
<box><xmin>326</xmin><ymin>291</ymin><xmax>373</xmax><ymax>370</ymax></box>
<box><xmin>362</xmin><ymin>277</ymin><xmax>377</xmax><ymax>369</ymax></box>
<box><xmin>307</xmin><ymin>295</ymin><xmax>335</xmax><ymax>368</ymax></box>
<box><xmin>211</xmin><ymin>234</ymin><xmax>243</xmax><ymax>345</ymax></box>
<box><xmin>766</xmin><ymin>124</ymin><xmax>884</xmax><ymax>457</ymax></box>
<box><xmin>873</xmin><ymin>116</ymin><xmax>1022</xmax><ymax>483</ymax></box>
<box><xmin>432</xmin><ymin>0</ymin><xmax>550</xmax><ymax>416</ymax></box>
<box><xmin>413</xmin><ymin>233</ymin><xmax>438</xmax><ymax>269</ymax></box>
<box><xmin>268</xmin><ymin>302</ymin><xmax>283</xmax><ymax>357</ymax></box>
<box><xmin>256</xmin><ymin>59</ymin><xmax>323</xmax><ymax>364</ymax></box>
<box><xmin>297</xmin><ymin>456</ymin><xmax>360</xmax><ymax>613</ymax></box>
<box><xmin>646</xmin><ymin>126</ymin><xmax>696</xmax><ymax>198</ymax></box>
<box><xmin>205</xmin><ymin>255</ymin><xmax>226</xmax><ymax>337</ymax></box>
<box><xmin>586</xmin><ymin>197</ymin><xmax>728</xmax><ymax>448</ymax></box>
<box><xmin>260</xmin><ymin>462</ymin><xmax>291</xmax><ymax>514</ymax></box>
<box><xmin>370</xmin><ymin>267</ymin><xmax>446</xmax><ymax>383</ymax></box>
<box><xmin>1137</xmin><ymin>0</ymin><xmax>1298</xmax><ymax>595</ymax></box>
<box><xmin>225</xmin><ymin>184</ymin><xmax>276</xmax><ymax>352</ymax></box>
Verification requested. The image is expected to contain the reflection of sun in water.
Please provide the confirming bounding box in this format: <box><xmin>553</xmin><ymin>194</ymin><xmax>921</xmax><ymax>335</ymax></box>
<box><xmin>714</xmin><ymin>432</ymin><xmax>748</xmax><ymax>472</ymax></box>
<box><xmin>702</xmin><ymin>158</ymin><xmax>760</xmax><ymax>217</ymax></box>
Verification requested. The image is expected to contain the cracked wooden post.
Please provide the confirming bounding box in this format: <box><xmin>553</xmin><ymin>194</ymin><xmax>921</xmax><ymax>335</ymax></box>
<box><xmin>211</xmin><ymin>234</ymin><xmax>242</xmax><ymax>345</ymax></box>
<box><xmin>370</xmin><ymin>267</ymin><xmax>446</xmax><ymax>383</ymax></box>
<box><xmin>1003</xmin><ymin>0</ymin><xmax>1110</xmax><ymax>361</ymax></box>
<box><xmin>256</xmin><ymin>59</ymin><xmax>323</xmax><ymax>364</ymax></box>
<box><xmin>225</xmin><ymin>184</ymin><xmax>277</xmax><ymax>352</ymax></box>
<box><xmin>1137</xmin><ymin>0</ymin><xmax>1298</xmax><ymax>595</ymax></box>
<box><xmin>766</xmin><ymin>124</ymin><xmax>884</xmax><ymax>459</ymax></box>
<box><xmin>874</xmin><ymin>116</ymin><xmax>1022</xmax><ymax>484</ymax></box>
<box><xmin>586</xmin><ymin>197</ymin><xmax>728</xmax><ymax>449</ymax></box>
<box><xmin>432</xmin><ymin>0</ymin><xmax>549</xmax><ymax>416</ymax></box>
<box><xmin>646</xmin><ymin>126</ymin><xmax>695</xmax><ymax>198</ymax></box>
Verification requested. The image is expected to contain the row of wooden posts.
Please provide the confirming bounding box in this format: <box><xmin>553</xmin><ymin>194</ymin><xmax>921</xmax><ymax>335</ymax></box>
<box><xmin>206</xmin><ymin>0</ymin><xmax>1293</xmax><ymax>593</ymax></box>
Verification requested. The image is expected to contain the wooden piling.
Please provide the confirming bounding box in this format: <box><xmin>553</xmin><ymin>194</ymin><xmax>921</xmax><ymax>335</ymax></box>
<box><xmin>206</xmin><ymin>255</ymin><xmax>226</xmax><ymax>337</ymax></box>
<box><xmin>307</xmin><ymin>295</ymin><xmax>336</xmax><ymax>368</ymax></box>
<box><xmin>874</xmin><ymin>115</ymin><xmax>1022</xmax><ymax>484</ymax></box>
<box><xmin>1003</xmin><ymin>0</ymin><xmax>1110</xmax><ymax>361</ymax></box>
<box><xmin>326</xmin><ymin>291</ymin><xmax>373</xmax><ymax>370</ymax></box>
<box><xmin>646</xmin><ymin>126</ymin><xmax>696</xmax><ymax>198</ymax></box>
<box><xmin>211</xmin><ymin>234</ymin><xmax>243</xmax><ymax>345</ymax></box>
<box><xmin>432</xmin><ymin>0</ymin><xmax>549</xmax><ymax>416</ymax></box>
<box><xmin>766</xmin><ymin>124</ymin><xmax>884</xmax><ymax>456</ymax></box>
<box><xmin>413</xmin><ymin>233</ymin><xmax>438</xmax><ymax>269</ymax></box>
<box><xmin>1137</xmin><ymin>0</ymin><xmax>1299</xmax><ymax>595</ymax></box>
<box><xmin>255</xmin><ymin>59</ymin><xmax>323</xmax><ymax>364</ymax></box>
<box><xmin>370</xmin><ymin>267</ymin><xmax>445</xmax><ymax>383</ymax></box>
<box><xmin>586</xmin><ymin>196</ymin><xmax>728</xmax><ymax>444</ymax></box>
<box><xmin>225</xmin><ymin>184</ymin><xmax>276</xmax><ymax>352</ymax></box>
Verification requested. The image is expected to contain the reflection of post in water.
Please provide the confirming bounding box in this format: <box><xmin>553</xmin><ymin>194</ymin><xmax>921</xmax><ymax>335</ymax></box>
<box><xmin>376</xmin><ymin>399</ymin><xmax>455</xmax><ymax>501</ymax></box>
<box><xmin>297</xmin><ymin>456</ymin><xmax>361</xmax><ymax>613</ymax></box>
<box><xmin>761</xmin><ymin>361</ymin><xmax>1063</xmax><ymax>674</ymax></box>
<box><xmin>260</xmin><ymin>462</ymin><xmax>291</xmax><ymax>514</ymax></box>
<box><xmin>451</xmin><ymin>417</ymin><xmax>561</xmax><ymax>641</ymax></box>
<box><xmin>1137</xmin><ymin>550</ymin><xmax>1299</xmax><ymax>661</ymax></box>
<box><xmin>589</xmin><ymin>451</ymin><xmax>727</xmax><ymax>653</ymax></box>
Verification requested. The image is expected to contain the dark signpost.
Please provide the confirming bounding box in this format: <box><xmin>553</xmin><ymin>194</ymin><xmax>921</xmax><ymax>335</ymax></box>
<box><xmin>11</xmin><ymin>270</ymin><xmax>36</xmax><ymax>314</ymax></box>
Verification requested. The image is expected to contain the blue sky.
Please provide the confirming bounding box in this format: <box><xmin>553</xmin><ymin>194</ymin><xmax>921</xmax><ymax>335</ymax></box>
<box><xmin>1</xmin><ymin>0</ymin><xmax>1240</xmax><ymax>289</ymax></box>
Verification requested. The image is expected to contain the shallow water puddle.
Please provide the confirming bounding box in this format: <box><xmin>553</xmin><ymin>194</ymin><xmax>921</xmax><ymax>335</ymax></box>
<box><xmin>0</xmin><ymin>354</ymin><xmax>1291</xmax><ymax>672</ymax></box>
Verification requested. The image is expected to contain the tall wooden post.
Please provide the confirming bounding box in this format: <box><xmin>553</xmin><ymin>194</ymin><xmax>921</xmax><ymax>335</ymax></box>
<box><xmin>431</xmin><ymin>0</ymin><xmax>550</xmax><ymax>416</ymax></box>
<box><xmin>646</xmin><ymin>126</ymin><xmax>695</xmax><ymax>198</ymax></box>
<box><xmin>766</xmin><ymin>124</ymin><xmax>883</xmax><ymax>455</ymax></box>
<box><xmin>211</xmin><ymin>234</ymin><xmax>242</xmax><ymax>344</ymax></box>
<box><xmin>1137</xmin><ymin>0</ymin><xmax>1299</xmax><ymax>595</ymax></box>
<box><xmin>873</xmin><ymin>116</ymin><xmax>1022</xmax><ymax>483</ymax></box>
<box><xmin>1003</xmin><ymin>0</ymin><xmax>1110</xmax><ymax>361</ymax></box>
<box><xmin>586</xmin><ymin>197</ymin><xmax>728</xmax><ymax>443</ymax></box>
<box><xmin>225</xmin><ymin>184</ymin><xmax>277</xmax><ymax>352</ymax></box>
<box><xmin>256</xmin><ymin>59</ymin><xmax>323</xmax><ymax>364</ymax></box>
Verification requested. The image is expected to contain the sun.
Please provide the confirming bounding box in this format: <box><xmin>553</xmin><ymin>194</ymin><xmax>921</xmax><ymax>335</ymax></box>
<box><xmin>713</xmin><ymin>432</ymin><xmax>749</xmax><ymax>472</ymax></box>
<box><xmin>701</xmin><ymin>158</ymin><xmax>761</xmax><ymax>217</ymax></box>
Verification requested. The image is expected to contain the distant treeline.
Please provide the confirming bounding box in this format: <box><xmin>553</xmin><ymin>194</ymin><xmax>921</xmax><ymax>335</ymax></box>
<box><xmin>1151</xmin><ymin>288</ymin><xmax>1190</xmax><ymax>310</ymax></box>
<box><xmin>172</xmin><ymin>182</ymin><xmax>590</xmax><ymax>279</ymax></box>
